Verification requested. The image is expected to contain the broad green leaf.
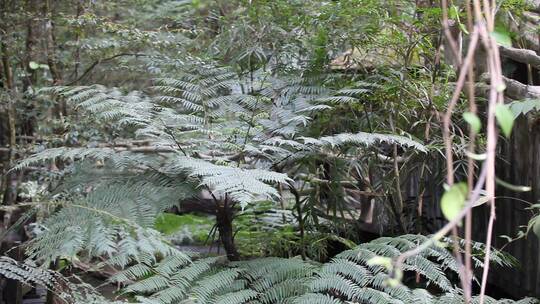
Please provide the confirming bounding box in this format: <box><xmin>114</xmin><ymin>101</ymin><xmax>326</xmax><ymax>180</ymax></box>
<box><xmin>522</xmin><ymin>100</ymin><xmax>539</xmax><ymax>115</ymax></box>
<box><xmin>495</xmin><ymin>104</ymin><xmax>515</xmax><ymax>137</ymax></box>
<box><xmin>510</xmin><ymin>101</ymin><xmax>525</xmax><ymax>118</ymax></box>
<box><xmin>510</xmin><ymin>99</ymin><xmax>540</xmax><ymax>117</ymax></box>
<box><xmin>441</xmin><ymin>182</ymin><xmax>468</xmax><ymax>222</ymax></box>
<box><xmin>491</xmin><ymin>24</ymin><xmax>512</xmax><ymax>47</ymax></box>
<box><xmin>463</xmin><ymin>112</ymin><xmax>481</xmax><ymax>133</ymax></box>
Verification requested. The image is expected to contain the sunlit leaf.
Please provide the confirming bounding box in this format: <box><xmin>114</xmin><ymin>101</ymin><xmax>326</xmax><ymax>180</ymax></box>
<box><xmin>463</xmin><ymin>112</ymin><xmax>481</xmax><ymax>133</ymax></box>
<box><xmin>495</xmin><ymin>104</ymin><xmax>515</xmax><ymax>137</ymax></box>
<box><xmin>441</xmin><ymin>182</ymin><xmax>468</xmax><ymax>222</ymax></box>
<box><xmin>491</xmin><ymin>24</ymin><xmax>512</xmax><ymax>47</ymax></box>
<box><xmin>29</xmin><ymin>61</ymin><xmax>40</xmax><ymax>70</ymax></box>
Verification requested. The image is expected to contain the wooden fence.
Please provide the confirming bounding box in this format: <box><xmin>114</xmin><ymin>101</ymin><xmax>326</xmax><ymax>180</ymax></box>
<box><xmin>471</xmin><ymin>115</ymin><xmax>540</xmax><ymax>298</ymax></box>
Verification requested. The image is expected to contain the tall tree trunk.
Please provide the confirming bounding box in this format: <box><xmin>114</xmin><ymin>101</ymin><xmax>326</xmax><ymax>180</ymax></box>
<box><xmin>43</xmin><ymin>0</ymin><xmax>64</xmax><ymax>117</ymax></box>
<box><xmin>72</xmin><ymin>0</ymin><xmax>84</xmax><ymax>81</ymax></box>
<box><xmin>0</xmin><ymin>2</ymin><xmax>24</xmax><ymax>302</ymax></box>
<box><xmin>21</xmin><ymin>0</ymin><xmax>38</xmax><ymax>138</ymax></box>
<box><xmin>1</xmin><ymin>4</ymin><xmax>18</xmax><ymax>208</ymax></box>
<box><xmin>22</xmin><ymin>1</ymin><xmax>38</xmax><ymax>92</ymax></box>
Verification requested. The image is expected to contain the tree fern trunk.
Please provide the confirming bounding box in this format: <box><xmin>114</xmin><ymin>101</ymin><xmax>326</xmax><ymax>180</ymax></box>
<box><xmin>216</xmin><ymin>202</ymin><xmax>239</xmax><ymax>261</ymax></box>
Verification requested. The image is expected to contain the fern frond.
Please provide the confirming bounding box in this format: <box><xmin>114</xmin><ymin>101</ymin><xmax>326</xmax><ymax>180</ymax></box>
<box><xmin>301</xmin><ymin>132</ymin><xmax>427</xmax><ymax>152</ymax></box>
<box><xmin>294</xmin><ymin>293</ymin><xmax>342</xmax><ymax>304</ymax></box>
<box><xmin>162</xmin><ymin>156</ymin><xmax>290</xmax><ymax>208</ymax></box>
<box><xmin>212</xmin><ymin>289</ymin><xmax>258</xmax><ymax>304</ymax></box>
<box><xmin>191</xmin><ymin>269</ymin><xmax>241</xmax><ymax>303</ymax></box>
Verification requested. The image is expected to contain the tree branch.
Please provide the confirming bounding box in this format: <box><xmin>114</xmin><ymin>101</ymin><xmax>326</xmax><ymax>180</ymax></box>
<box><xmin>502</xmin><ymin>76</ymin><xmax>540</xmax><ymax>99</ymax></box>
<box><xmin>499</xmin><ymin>45</ymin><xmax>540</xmax><ymax>70</ymax></box>
<box><xmin>66</xmin><ymin>53</ymin><xmax>150</xmax><ymax>85</ymax></box>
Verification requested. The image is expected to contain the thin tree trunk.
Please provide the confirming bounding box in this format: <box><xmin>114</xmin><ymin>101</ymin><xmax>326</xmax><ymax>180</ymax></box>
<box><xmin>22</xmin><ymin>0</ymin><xmax>38</xmax><ymax>92</ymax></box>
<box><xmin>43</xmin><ymin>0</ymin><xmax>64</xmax><ymax>116</ymax></box>
<box><xmin>21</xmin><ymin>0</ymin><xmax>38</xmax><ymax>139</ymax></box>
<box><xmin>72</xmin><ymin>1</ymin><xmax>84</xmax><ymax>81</ymax></box>
<box><xmin>1</xmin><ymin>11</ymin><xmax>18</xmax><ymax>207</ymax></box>
<box><xmin>392</xmin><ymin>144</ymin><xmax>407</xmax><ymax>233</ymax></box>
<box><xmin>289</xmin><ymin>183</ymin><xmax>307</xmax><ymax>260</ymax></box>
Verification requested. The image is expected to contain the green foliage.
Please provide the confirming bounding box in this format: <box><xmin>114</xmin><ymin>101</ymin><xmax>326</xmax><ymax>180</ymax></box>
<box><xmin>499</xmin><ymin>0</ymin><xmax>530</xmax><ymax>17</ymax></box>
<box><xmin>233</xmin><ymin>201</ymin><xmax>298</xmax><ymax>257</ymax></box>
<box><xmin>300</xmin><ymin>132</ymin><xmax>427</xmax><ymax>152</ymax></box>
<box><xmin>0</xmin><ymin>257</ymin><xmax>119</xmax><ymax>304</ymax></box>
<box><xmin>110</xmin><ymin>234</ymin><xmax>531</xmax><ymax>304</ymax></box>
<box><xmin>22</xmin><ymin>165</ymin><xmax>192</xmax><ymax>265</ymax></box>
<box><xmin>510</xmin><ymin>99</ymin><xmax>540</xmax><ymax>117</ymax></box>
<box><xmin>495</xmin><ymin>104</ymin><xmax>515</xmax><ymax>138</ymax></box>
<box><xmin>463</xmin><ymin>112</ymin><xmax>482</xmax><ymax>133</ymax></box>
<box><xmin>492</xmin><ymin>23</ymin><xmax>513</xmax><ymax>47</ymax></box>
<box><xmin>440</xmin><ymin>183</ymin><xmax>468</xmax><ymax>222</ymax></box>
<box><xmin>1</xmin><ymin>0</ymin><xmax>537</xmax><ymax>302</ymax></box>
<box><xmin>154</xmin><ymin>213</ymin><xmax>214</xmax><ymax>244</ymax></box>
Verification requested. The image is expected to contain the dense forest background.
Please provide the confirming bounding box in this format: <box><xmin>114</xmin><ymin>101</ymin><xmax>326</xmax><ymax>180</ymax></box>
<box><xmin>1</xmin><ymin>0</ymin><xmax>540</xmax><ymax>303</ymax></box>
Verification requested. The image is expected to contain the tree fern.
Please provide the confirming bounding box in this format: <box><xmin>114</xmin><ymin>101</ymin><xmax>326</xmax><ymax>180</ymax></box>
<box><xmin>2</xmin><ymin>231</ymin><xmax>535</xmax><ymax>304</ymax></box>
<box><xmin>299</xmin><ymin>132</ymin><xmax>426</xmax><ymax>153</ymax></box>
<box><xmin>14</xmin><ymin>59</ymin><xmax>529</xmax><ymax>304</ymax></box>
<box><xmin>0</xmin><ymin>257</ymin><xmax>119</xmax><ymax>303</ymax></box>
<box><xmin>109</xmin><ymin>235</ymin><xmax>536</xmax><ymax>304</ymax></box>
